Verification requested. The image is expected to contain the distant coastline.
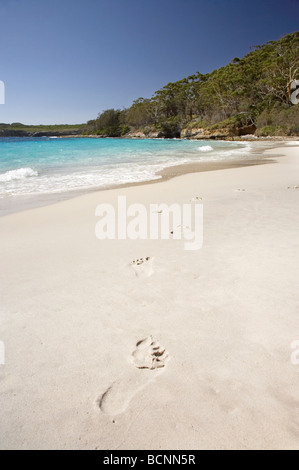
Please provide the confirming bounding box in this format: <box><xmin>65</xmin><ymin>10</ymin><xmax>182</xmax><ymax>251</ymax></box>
<box><xmin>1</xmin><ymin>128</ymin><xmax>299</xmax><ymax>142</ymax></box>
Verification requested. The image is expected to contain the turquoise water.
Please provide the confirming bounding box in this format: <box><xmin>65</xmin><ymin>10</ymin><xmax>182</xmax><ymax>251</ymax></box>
<box><xmin>0</xmin><ymin>137</ymin><xmax>256</xmax><ymax>197</ymax></box>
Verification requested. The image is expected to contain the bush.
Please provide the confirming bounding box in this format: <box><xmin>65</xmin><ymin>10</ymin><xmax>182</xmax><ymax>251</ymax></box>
<box><xmin>255</xmin><ymin>125</ymin><xmax>284</xmax><ymax>136</ymax></box>
<box><xmin>121</xmin><ymin>125</ymin><xmax>130</xmax><ymax>136</ymax></box>
<box><xmin>256</xmin><ymin>104</ymin><xmax>299</xmax><ymax>135</ymax></box>
<box><xmin>157</xmin><ymin>116</ymin><xmax>182</xmax><ymax>138</ymax></box>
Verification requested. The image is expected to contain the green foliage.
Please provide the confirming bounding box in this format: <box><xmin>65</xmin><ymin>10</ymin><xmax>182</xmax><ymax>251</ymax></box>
<box><xmin>0</xmin><ymin>123</ymin><xmax>83</xmax><ymax>135</ymax></box>
<box><xmin>83</xmin><ymin>108</ymin><xmax>125</xmax><ymax>137</ymax></box>
<box><xmin>96</xmin><ymin>109</ymin><xmax>121</xmax><ymax>136</ymax></box>
<box><xmin>255</xmin><ymin>126</ymin><xmax>284</xmax><ymax>136</ymax></box>
<box><xmin>256</xmin><ymin>103</ymin><xmax>299</xmax><ymax>135</ymax></box>
<box><xmin>156</xmin><ymin>116</ymin><xmax>182</xmax><ymax>138</ymax></box>
<box><xmin>10</xmin><ymin>122</ymin><xmax>24</xmax><ymax>127</ymax></box>
<box><xmin>121</xmin><ymin>125</ymin><xmax>130</xmax><ymax>136</ymax></box>
<box><xmin>186</xmin><ymin>119</ymin><xmax>209</xmax><ymax>129</ymax></box>
<box><xmin>124</xmin><ymin>31</ymin><xmax>299</xmax><ymax>137</ymax></box>
<box><xmin>127</xmin><ymin>98</ymin><xmax>155</xmax><ymax>127</ymax></box>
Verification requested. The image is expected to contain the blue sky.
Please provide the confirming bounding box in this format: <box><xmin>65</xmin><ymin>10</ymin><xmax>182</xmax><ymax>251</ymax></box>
<box><xmin>0</xmin><ymin>0</ymin><xmax>298</xmax><ymax>124</ymax></box>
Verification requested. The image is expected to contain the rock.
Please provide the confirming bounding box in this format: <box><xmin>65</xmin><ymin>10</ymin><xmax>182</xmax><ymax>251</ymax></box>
<box><xmin>181</xmin><ymin>127</ymin><xmax>206</xmax><ymax>138</ymax></box>
<box><xmin>146</xmin><ymin>130</ymin><xmax>164</xmax><ymax>138</ymax></box>
<box><xmin>125</xmin><ymin>131</ymin><xmax>147</xmax><ymax>138</ymax></box>
<box><xmin>240</xmin><ymin>134</ymin><xmax>258</xmax><ymax>140</ymax></box>
<box><xmin>181</xmin><ymin>121</ymin><xmax>256</xmax><ymax>140</ymax></box>
<box><xmin>0</xmin><ymin>129</ymin><xmax>28</xmax><ymax>137</ymax></box>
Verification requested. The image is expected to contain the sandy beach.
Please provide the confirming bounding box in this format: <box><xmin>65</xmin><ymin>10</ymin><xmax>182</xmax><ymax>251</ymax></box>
<box><xmin>0</xmin><ymin>142</ymin><xmax>299</xmax><ymax>450</ymax></box>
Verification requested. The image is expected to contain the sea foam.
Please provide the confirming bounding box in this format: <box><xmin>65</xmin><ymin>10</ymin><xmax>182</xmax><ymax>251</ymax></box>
<box><xmin>0</xmin><ymin>167</ymin><xmax>38</xmax><ymax>183</ymax></box>
<box><xmin>0</xmin><ymin>137</ymin><xmax>263</xmax><ymax>198</ymax></box>
<box><xmin>198</xmin><ymin>145</ymin><xmax>213</xmax><ymax>152</ymax></box>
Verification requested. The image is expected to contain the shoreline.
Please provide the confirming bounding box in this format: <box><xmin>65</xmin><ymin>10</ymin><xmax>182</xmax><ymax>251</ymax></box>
<box><xmin>0</xmin><ymin>140</ymin><xmax>290</xmax><ymax>218</ymax></box>
<box><xmin>56</xmin><ymin>134</ymin><xmax>299</xmax><ymax>142</ymax></box>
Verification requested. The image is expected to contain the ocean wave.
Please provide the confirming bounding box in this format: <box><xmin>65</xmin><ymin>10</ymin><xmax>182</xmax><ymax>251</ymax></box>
<box><xmin>0</xmin><ymin>167</ymin><xmax>38</xmax><ymax>183</ymax></box>
<box><xmin>198</xmin><ymin>145</ymin><xmax>213</xmax><ymax>152</ymax></box>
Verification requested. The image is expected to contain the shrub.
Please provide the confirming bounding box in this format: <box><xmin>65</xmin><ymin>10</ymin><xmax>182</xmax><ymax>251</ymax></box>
<box><xmin>255</xmin><ymin>125</ymin><xmax>284</xmax><ymax>136</ymax></box>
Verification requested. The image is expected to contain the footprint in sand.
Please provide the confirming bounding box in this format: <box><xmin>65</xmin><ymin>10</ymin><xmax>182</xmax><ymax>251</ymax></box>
<box><xmin>288</xmin><ymin>185</ymin><xmax>299</xmax><ymax>189</ymax></box>
<box><xmin>234</xmin><ymin>188</ymin><xmax>246</xmax><ymax>192</ymax></box>
<box><xmin>99</xmin><ymin>336</ymin><xmax>169</xmax><ymax>416</ymax></box>
<box><xmin>190</xmin><ymin>196</ymin><xmax>203</xmax><ymax>202</ymax></box>
<box><xmin>130</xmin><ymin>257</ymin><xmax>154</xmax><ymax>277</ymax></box>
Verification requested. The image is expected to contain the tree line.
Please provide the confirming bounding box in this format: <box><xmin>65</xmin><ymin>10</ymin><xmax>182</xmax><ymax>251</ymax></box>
<box><xmin>83</xmin><ymin>31</ymin><xmax>299</xmax><ymax>138</ymax></box>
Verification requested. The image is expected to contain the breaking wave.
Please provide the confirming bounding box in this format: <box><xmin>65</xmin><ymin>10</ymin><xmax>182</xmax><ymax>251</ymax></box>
<box><xmin>0</xmin><ymin>167</ymin><xmax>38</xmax><ymax>183</ymax></box>
<box><xmin>198</xmin><ymin>145</ymin><xmax>213</xmax><ymax>152</ymax></box>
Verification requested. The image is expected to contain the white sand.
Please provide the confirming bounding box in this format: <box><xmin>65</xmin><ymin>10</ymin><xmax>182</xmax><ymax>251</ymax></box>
<box><xmin>0</xmin><ymin>143</ymin><xmax>299</xmax><ymax>450</ymax></box>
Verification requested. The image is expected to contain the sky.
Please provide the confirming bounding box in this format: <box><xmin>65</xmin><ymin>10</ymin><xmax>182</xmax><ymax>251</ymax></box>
<box><xmin>0</xmin><ymin>0</ymin><xmax>298</xmax><ymax>125</ymax></box>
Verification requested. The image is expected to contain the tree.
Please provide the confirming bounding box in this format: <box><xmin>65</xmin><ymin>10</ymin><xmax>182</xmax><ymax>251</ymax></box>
<box><xmin>95</xmin><ymin>109</ymin><xmax>121</xmax><ymax>136</ymax></box>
